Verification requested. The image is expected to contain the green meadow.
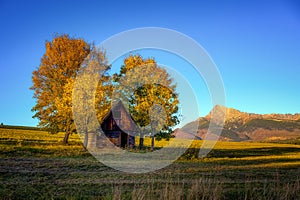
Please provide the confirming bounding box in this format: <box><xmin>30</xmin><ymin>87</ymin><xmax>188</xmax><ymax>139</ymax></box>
<box><xmin>1</xmin><ymin>128</ymin><xmax>300</xmax><ymax>199</ymax></box>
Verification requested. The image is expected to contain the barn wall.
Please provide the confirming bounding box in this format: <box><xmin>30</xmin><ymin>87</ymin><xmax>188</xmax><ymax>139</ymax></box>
<box><xmin>99</xmin><ymin>102</ymin><xmax>137</xmax><ymax>148</ymax></box>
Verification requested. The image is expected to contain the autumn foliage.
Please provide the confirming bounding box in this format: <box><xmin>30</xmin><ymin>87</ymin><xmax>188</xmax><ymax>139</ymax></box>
<box><xmin>31</xmin><ymin>35</ymin><xmax>179</xmax><ymax>146</ymax></box>
<box><xmin>31</xmin><ymin>34</ymin><xmax>91</xmax><ymax>143</ymax></box>
<box><xmin>114</xmin><ymin>55</ymin><xmax>180</xmax><ymax>148</ymax></box>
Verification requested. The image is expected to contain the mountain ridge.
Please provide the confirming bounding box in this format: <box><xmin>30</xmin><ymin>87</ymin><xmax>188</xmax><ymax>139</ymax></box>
<box><xmin>206</xmin><ymin>105</ymin><xmax>300</xmax><ymax>122</ymax></box>
<box><xmin>177</xmin><ymin>105</ymin><xmax>300</xmax><ymax>142</ymax></box>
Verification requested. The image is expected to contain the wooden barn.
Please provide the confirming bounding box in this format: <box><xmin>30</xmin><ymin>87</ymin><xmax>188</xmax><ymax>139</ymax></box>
<box><xmin>86</xmin><ymin>101</ymin><xmax>139</xmax><ymax>149</ymax></box>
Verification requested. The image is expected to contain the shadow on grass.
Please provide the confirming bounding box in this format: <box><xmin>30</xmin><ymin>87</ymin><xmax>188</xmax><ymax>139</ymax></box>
<box><xmin>181</xmin><ymin>146</ymin><xmax>300</xmax><ymax>159</ymax></box>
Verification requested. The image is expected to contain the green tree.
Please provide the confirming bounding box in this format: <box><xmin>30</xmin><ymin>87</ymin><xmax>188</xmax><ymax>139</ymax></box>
<box><xmin>114</xmin><ymin>55</ymin><xmax>180</xmax><ymax>150</ymax></box>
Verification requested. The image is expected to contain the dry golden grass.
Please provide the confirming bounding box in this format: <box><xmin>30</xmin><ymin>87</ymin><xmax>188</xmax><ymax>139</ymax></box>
<box><xmin>1</xmin><ymin>128</ymin><xmax>300</xmax><ymax>199</ymax></box>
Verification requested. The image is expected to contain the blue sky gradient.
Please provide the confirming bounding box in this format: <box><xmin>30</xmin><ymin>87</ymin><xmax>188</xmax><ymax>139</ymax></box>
<box><xmin>0</xmin><ymin>0</ymin><xmax>299</xmax><ymax>126</ymax></box>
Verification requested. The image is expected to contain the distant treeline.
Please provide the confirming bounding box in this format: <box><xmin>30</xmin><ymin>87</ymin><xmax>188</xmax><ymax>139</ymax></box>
<box><xmin>0</xmin><ymin>124</ymin><xmax>45</xmax><ymax>131</ymax></box>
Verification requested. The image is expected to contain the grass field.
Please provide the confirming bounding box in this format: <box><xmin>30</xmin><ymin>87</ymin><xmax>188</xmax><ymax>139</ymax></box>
<box><xmin>1</xmin><ymin>128</ymin><xmax>300</xmax><ymax>199</ymax></box>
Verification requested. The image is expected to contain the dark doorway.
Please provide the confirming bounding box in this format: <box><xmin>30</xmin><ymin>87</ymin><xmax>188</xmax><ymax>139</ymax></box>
<box><xmin>120</xmin><ymin>132</ymin><xmax>128</xmax><ymax>148</ymax></box>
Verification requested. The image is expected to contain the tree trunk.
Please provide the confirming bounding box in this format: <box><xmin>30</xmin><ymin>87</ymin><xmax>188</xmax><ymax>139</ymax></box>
<box><xmin>151</xmin><ymin>134</ymin><xmax>154</xmax><ymax>151</ymax></box>
<box><xmin>150</xmin><ymin>125</ymin><xmax>155</xmax><ymax>151</ymax></box>
<box><xmin>63</xmin><ymin>131</ymin><xmax>70</xmax><ymax>144</ymax></box>
<box><xmin>83</xmin><ymin>132</ymin><xmax>88</xmax><ymax>149</ymax></box>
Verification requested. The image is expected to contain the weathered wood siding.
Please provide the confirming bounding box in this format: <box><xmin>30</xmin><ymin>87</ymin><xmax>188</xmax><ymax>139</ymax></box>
<box><xmin>97</xmin><ymin>101</ymin><xmax>137</xmax><ymax>148</ymax></box>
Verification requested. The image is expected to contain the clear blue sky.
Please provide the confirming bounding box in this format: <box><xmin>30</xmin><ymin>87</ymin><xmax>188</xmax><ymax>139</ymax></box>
<box><xmin>0</xmin><ymin>0</ymin><xmax>299</xmax><ymax>126</ymax></box>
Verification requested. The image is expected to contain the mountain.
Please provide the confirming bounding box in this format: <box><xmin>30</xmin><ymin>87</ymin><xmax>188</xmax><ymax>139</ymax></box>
<box><xmin>178</xmin><ymin>105</ymin><xmax>300</xmax><ymax>142</ymax></box>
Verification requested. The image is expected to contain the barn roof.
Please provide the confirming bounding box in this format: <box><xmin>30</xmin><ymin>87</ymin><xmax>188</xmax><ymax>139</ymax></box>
<box><xmin>101</xmin><ymin>100</ymin><xmax>140</xmax><ymax>134</ymax></box>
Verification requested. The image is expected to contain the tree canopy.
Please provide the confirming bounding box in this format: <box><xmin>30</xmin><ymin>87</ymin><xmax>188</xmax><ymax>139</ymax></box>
<box><xmin>114</xmin><ymin>55</ymin><xmax>180</xmax><ymax>149</ymax></box>
<box><xmin>31</xmin><ymin>34</ymin><xmax>111</xmax><ymax>143</ymax></box>
<box><xmin>31</xmin><ymin>35</ymin><xmax>179</xmax><ymax>147</ymax></box>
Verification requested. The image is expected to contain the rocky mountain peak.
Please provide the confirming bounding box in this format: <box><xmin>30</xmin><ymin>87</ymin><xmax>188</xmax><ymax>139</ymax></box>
<box><xmin>205</xmin><ymin>105</ymin><xmax>247</xmax><ymax>121</ymax></box>
<box><xmin>181</xmin><ymin>105</ymin><xmax>300</xmax><ymax>142</ymax></box>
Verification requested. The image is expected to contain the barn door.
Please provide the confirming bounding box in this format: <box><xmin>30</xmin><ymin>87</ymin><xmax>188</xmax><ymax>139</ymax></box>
<box><xmin>120</xmin><ymin>132</ymin><xmax>128</xmax><ymax>148</ymax></box>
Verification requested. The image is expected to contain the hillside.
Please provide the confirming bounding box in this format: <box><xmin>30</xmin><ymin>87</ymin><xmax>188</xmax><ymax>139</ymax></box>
<box><xmin>179</xmin><ymin>105</ymin><xmax>300</xmax><ymax>142</ymax></box>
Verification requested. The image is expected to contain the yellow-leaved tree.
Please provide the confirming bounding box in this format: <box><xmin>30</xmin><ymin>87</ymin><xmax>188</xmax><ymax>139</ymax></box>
<box><xmin>31</xmin><ymin>34</ymin><xmax>111</xmax><ymax>144</ymax></box>
<box><xmin>72</xmin><ymin>47</ymin><xmax>112</xmax><ymax>147</ymax></box>
<box><xmin>114</xmin><ymin>55</ymin><xmax>180</xmax><ymax>150</ymax></box>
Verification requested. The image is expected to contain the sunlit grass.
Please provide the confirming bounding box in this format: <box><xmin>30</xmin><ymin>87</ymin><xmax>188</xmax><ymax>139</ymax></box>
<box><xmin>139</xmin><ymin>137</ymin><xmax>300</xmax><ymax>169</ymax></box>
<box><xmin>142</xmin><ymin>136</ymin><xmax>300</xmax><ymax>149</ymax></box>
<box><xmin>1</xmin><ymin>127</ymin><xmax>300</xmax><ymax>199</ymax></box>
<box><xmin>0</xmin><ymin>128</ymin><xmax>81</xmax><ymax>142</ymax></box>
<box><xmin>0</xmin><ymin>128</ymin><xmax>85</xmax><ymax>158</ymax></box>
<box><xmin>1</xmin><ymin>128</ymin><xmax>300</xmax><ymax>168</ymax></box>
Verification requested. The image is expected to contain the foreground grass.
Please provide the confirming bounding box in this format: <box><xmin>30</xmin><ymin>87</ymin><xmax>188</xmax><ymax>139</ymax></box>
<box><xmin>0</xmin><ymin>128</ymin><xmax>300</xmax><ymax>199</ymax></box>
